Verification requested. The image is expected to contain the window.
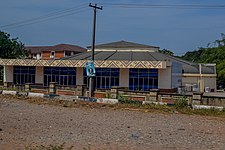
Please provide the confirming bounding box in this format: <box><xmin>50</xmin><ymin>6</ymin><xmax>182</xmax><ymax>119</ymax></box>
<box><xmin>129</xmin><ymin>68</ymin><xmax>158</xmax><ymax>91</ymax></box>
<box><xmin>50</xmin><ymin>51</ymin><xmax>55</xmax><ymax>59</ymax></box>
<box><xmin>65</xmin><ymin>51</ymin><xmax>71</xmax><ymax>57</ymax></box>
<box><xmin>84</xmin><ymin>68</ymin><xmax>119</xmax><ymax>89</ymax></box>
<box><xmin>44</xmin><ymin>67</ymin><xmax>76</xmax><ymax>86</ymax></box>
<box><xmin>13</xmin><ymin>66</ymin><xmax>36</xmax><ymax>84</ymax></box>
<box><xmin>32</xmin><ymin>54</ymin><xmax>37</xmax><ymax>59</ymax></box>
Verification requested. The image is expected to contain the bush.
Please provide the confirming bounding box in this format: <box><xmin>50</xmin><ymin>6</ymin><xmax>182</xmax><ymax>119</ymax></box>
<box><xmin>105</xmin><ymin>91</ymin><xmax>112</xmax><ymax>98</ymax></box>
<box><xmin>118</xmin><ymin>94</ymin><xmax>142</xmax><ymax>105</ymax></box>
<box><xmin>175</xmin><ymin>96</ymin><xmax>188</xmax><ymax>109</ymax></box>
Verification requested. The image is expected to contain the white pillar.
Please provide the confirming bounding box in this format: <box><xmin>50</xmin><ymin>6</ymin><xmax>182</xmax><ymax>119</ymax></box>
<box><xmin>35</xmin><ymin>66</ymin><xmax>44</xmax><ymax>84</ymax></box>
<box><xmin>198</xmin><ymin>78</ymin><xmax>205</xmax><ymax>92</ymax></box>
<box><xmin>119</xmin><ymin>68</ymin><xmax>129</xmax><ymax>87</ymax></box>
<box><xmin>158</xmin><ymin>67</ymin><xmax>172</xmax><ymax>89</ymax></box>
<box><xmin>76</xmin><ymin>67</ymin><xmax>84</xmax><ymax>85</ymax></box>
<box><xmin>36</xmin><ymin>53</ymin><xmax>41</xmax><ymax>60</ymax></box>
<box><xmin>3</xmin><ymin>66</ymin><xmax>13</xmax><ymax>82</ymax></box>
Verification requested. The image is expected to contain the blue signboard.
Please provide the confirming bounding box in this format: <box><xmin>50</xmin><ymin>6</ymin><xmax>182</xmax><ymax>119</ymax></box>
<box><xmin>85</xmin><ymin>61</ymin><xmax>96</xmax><ymax>77</ymax></box>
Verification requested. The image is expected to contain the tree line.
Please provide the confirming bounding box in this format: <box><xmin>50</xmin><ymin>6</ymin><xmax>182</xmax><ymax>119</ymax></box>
<box><xmin>181</xmin><ymin>33</ymin><xmax>225</xmax><ymax>88</ymax></box>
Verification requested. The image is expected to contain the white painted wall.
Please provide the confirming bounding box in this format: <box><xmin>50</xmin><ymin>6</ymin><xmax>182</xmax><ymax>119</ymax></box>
<box><xmin>182</xmin><ymin>76</ymin><xmax>198</xmax><ymax>84</ymax></box>
<box><xmin>204</xmin><ymin>77</ymin><xmax>217</xmax><ymax>91</ymax></box>
<box><xmin>158</xmin><ymin>67</ymin><xmax>172</xmax><ymax>89</ymax></box>
<box><xmin>182</xmin><ymin>76</ymin><xmax>217</xmax><ymax>91</ymax></box>
<box><xmin>119</xmin><ymin>68</ymin><xmax>129</xmax><ymax>87</ymax></box>
<box><xmin>3</xmin><ymin>66</ymin><xmax>13</xmax><ymax>82</ymax></box>
<box><xmin>35</xmin><ymin>66</ymin><xmax>44</xmax><ymax>84</ymax></box>
<box><xmin>76</xmin><ymin>67</ymin><xmax>84</xmax><ymax>85</ymax></box>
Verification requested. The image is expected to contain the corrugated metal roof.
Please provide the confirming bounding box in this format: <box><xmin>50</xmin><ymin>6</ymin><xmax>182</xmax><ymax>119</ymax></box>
<box><xmin>62</xmin><ymin>51</ymin><xmax>193</xmax><ymax>63</ymax></box>
<box><xmin>62</xmin><ymin>50</ymin><xmax>215</xmax><ymax>74</ymax></box>
<box><xmin>94</xmin><ymin>51</ymin><xmax>116</xmax><ymax>60</ymax></box>
<box><xmin>109</xmin><ymin>51</ymin><xmax>132</xmax><ymax>60</ymax></box>
<box><xmin>87</xmin><ymin>40</ymin><xmax>159</xmax><ymax>49</ymax></box>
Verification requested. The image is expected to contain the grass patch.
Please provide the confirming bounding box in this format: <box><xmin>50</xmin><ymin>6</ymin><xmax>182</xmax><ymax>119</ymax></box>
<box><xmin>0</xmin><ymin>87</ymin><xmax>17</xmax><ymax>91</ymax></box>
<box><xmin>1</xmin><ymin>94</ymin><xmax>225</xmax><ymax>118</ymax></box>
<box><xmin>118</xmin><ymin>94</ymin><xmax>142</xmax><ymax>105</ymax></box>
<box><xmin>174</xmin><ymin>96</ymin><xmax>188</xmax><ymax>109</ymax></box>
<box><xmin>179</xmin><ymin>107</ymin><xmax>225</xmax><ymax>117</ymax></box>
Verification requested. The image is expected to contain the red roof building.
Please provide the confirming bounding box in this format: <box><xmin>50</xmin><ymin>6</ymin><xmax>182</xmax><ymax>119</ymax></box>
<box><xmin>26</xmin><ymin>44</ymin><xmax>86</xmax><ymax>60</ymax></box>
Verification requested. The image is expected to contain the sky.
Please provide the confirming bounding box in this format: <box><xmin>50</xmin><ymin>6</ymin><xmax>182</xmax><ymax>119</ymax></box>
<box><xmin>0</xmin><ymin>0</ymin><xmax>225</xmax><ymax>55</ymax></box>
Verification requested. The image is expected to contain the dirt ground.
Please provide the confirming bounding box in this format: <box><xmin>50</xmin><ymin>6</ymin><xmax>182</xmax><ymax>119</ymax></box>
<box><xmin>1</xmin><ymin>96</ymin><xmax>225</xmax><ymax>150</ymax></box>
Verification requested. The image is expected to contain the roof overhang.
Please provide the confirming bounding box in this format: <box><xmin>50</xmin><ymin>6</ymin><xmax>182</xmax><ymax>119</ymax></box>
<box><xmin>0</xmin><ymin>59</ymin><xmax>167</xmax><ymax>69</ymax></box>
<box><xmin>182</xmin><ymin>73</ymin><xmax>217</xmax><ymax>77</ymax></box>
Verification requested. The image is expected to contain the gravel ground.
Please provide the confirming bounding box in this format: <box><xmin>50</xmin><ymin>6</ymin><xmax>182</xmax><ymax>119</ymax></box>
<box><xmin>1</xmin><ymin>97</ymin><xmax>225</xmax><ymax>150</ymax></box>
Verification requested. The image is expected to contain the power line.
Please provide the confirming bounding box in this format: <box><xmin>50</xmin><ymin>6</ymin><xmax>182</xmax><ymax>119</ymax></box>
<box><xmin>1</xmin><ymin>3</ymin><xmax>87</xmax><ymax>28</ymax></box>
<box><xmin>3</xmin><ymin>8</ymin><xmax>89</xmax><ymax>30</ymax></box>
<box><xmin>2</xmin><ymin>3</ymin><xmax>225</xmax><ymax>30</ymax></box>
<box><xmin>101</xmin><ymin>3</ymin><xmax>225</xmax><ymax>9</ymax></box>
<box><xmin>1</xmin><ymin>7</ymin><xmax>87</xmax><ymax>29</ymax></box>
<box><xmin>1</xmin><ymin>3</ymin><xmax>88</xmax><ymax>30</ymax></box>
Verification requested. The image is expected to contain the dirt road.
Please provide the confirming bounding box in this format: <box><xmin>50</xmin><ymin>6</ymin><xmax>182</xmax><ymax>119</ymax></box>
<box><xmin>1</xmin><ymin>97</ymin><xmax>225</xmax><ymax>150</ymax></box>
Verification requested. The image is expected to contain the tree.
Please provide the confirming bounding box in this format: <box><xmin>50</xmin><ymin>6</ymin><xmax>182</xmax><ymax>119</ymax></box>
<box><xmin>181</xmin><ymin>33</ymin><xmax>225</xmax><ymax>88</ymax></box>
<box><xmin>159</xmin><ymin>49</ymin><xmax>174</xmax><ymax>56</ymax></box>
<box><xmin>181</xmin><ymin>48</ymin><xmax>204</xmax><ymax>62</ymax></box>
<box><xmin>0</xmin><ymin>31</ymin><xmax>28</xmax><ymax>59</ymax></box>
<box><xmin>214</xmin><ymin>33</ymin><xmax>225</xmax><ymax>47</ymax></box>
<box><xmin>0</xmin><ymin>31</ymin><xmax>28</xmax><ymax>83</ymax></box>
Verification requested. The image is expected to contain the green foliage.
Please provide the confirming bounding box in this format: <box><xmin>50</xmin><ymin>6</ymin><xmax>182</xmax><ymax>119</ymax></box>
<box><xmin>0</xmin><ymin>31</ymin><xmax>28</xmax><ymax>59</ymax></box>
<box><xmin>105</xmin><ymin>91</ymin><xmax>112</xmax><ymax>98</ymax></box>
<box><xmin>181</xmin><ymin>48</ymin><xmax>204</xmax><ymax>62</ymax></box>
<box><xmin>0</xmin><ymin>31</ymin><xmax>28</xmax><ymax>82</ymax></box>
<box><xmin>214</xmin><ymin>33</ymin><xmax>225</xmax><ymax>47</ymax></box>
<box><xmin>118</xmin><ymin>94</ymin><xmax>142</xmax><ymax>105</ymax></box>
<box><xmin>175</xmin><ymin>96</ymin><xmax>188</xmax><ymax>109</ymax></box>
<box><xmin>183</xmin><ymin>107</ymin><xmax>225</xmax><ymax>117</ymax></box>
<box><xmin>181</xmin><ymin>33</ymin><xmax>225</xmax><ymax>88</ymax></box>
<box><xmin>159</xmin><ymin>49</ymin><xmax>174</xmax><ymax>56</ymax></box>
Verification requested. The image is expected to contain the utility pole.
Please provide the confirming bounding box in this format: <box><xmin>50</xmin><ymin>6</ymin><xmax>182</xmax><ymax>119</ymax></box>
<box><xmin>88</xmin><ymin>3</ymin><xmax>103</xmax><ymax>98</ymax></box>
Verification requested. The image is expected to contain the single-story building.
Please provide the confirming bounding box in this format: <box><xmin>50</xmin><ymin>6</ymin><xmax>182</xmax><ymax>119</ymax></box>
<box><xmin>1</xmin><ymin>41</ymin><xmax>217</xmax><ymax>93</ymax></box>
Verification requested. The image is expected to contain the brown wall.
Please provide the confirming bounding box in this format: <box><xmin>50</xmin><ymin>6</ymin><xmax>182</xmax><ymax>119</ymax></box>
<box><xmin>41</xmin><ymin>51</ymin><xmax>65</xmax><ymax>60</ymax></box>
<box><xmin>42</xmin><ymin>51</ymin><xmax>51</xmax><ymax>60</ymax></box>
<box><xmin>55</xmin><ymin>51</ymin><xmax>65</xmax><ymax>59</ymax></box>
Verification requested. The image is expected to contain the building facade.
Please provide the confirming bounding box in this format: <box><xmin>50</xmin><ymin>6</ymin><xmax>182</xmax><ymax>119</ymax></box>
<box><xmin>1</xmin><ymin>41</ymin><xmax>217</xmax><ymax>93</ymax></box>
<box><xmin>26</xmin><ymin>44</ymin><xmax>86</xmax><ymax>60</ymax></box>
